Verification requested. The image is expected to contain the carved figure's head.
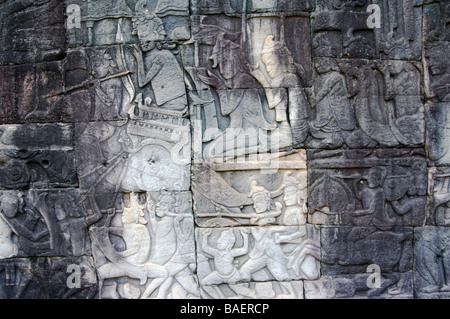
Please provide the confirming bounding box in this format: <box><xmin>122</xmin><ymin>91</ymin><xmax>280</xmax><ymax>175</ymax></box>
<box><xmin>0</xmin><ymin>192</ymin><xmax>24</xmax><ymax>218</ymax></box>
<box><xmin>132</xmin><ymin>11</ymin><xmax>167</xmax><ymax>51</ymax></box>
<box><xmin>217</xmin><ymin>229</ymin><xmax>236</xmax><ymax>250</ymax></box>
<box><xmin>155</xmin><ymin>194</ymin><xmax>175</xmax><ymax>217</ymax></box>
<box><xmin>262</xmin><ymin>35</ymin><xmax>297</xmax><ymax>79</ymax></box>
<box><xmin>249</xmin><ymin>180</ymin><xmax>272</xmax><ymax>213</ymax></box>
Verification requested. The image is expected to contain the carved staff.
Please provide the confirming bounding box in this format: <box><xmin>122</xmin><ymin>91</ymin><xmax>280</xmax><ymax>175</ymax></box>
<box><xmin>116</xmin><ymin>18</ymin><xmax>136</xmax><ymax>110</ymax></box>
<box><xmin>44</xmin><ymin>71</ymin><xmax>133</xmax><ymax>99</ymax></box>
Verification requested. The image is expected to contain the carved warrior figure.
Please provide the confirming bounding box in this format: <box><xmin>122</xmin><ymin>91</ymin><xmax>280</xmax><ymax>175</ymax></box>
<box><xmin>90</xmin><ymin>193</ymin><xmax>168</xmax><ymax>299</ymax></box>
<box><xmin>0</xmin><ymin>192</ymin><xmax>49</xmax><ymax>257</ymax></box>
<box><xmin>127</xmin><ymin>2</ymin><xmax>187</xmax><ymax>112</ymax></box>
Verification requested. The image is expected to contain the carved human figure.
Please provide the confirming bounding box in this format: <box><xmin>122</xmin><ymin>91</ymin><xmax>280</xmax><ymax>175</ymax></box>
<box><xmin>249</xmin><ymin>35</ymin><xmax>309</xmax><ymax>143</ymax></box>
<box><xmin>377</xmin><ymin>61</ymin><xmax>424</xmax><ymax>145</ymax></box>
<box><xmin>48</xmin><ymin>192</ymin><xmax>102</xmax><ymax>256</ymax></box>
<box><xmin>240</xmin><ymin>227</ymin><xmax>289</xmax><ymax>282</ymax></box>
<box><xmin>127</xmin><ymin>10</ymin><xmax>187</xmax><ymax>111</ymax></box>
<box><xmin>201</xmin><ymin>228</ymin><xmax>249</xmax><ymax>285</ymax></box>
<box><xmin>91</xmin><ymin>193</ymin><xmax>168</xmax><ymax>298</ymax></box>
<box><xmin>389</xmin><ymin>162</ymin><xmax>427</xmax><ymax>226</ymax></box>
<box><xmin>351</xmin><ymin>166</ymin><xmax>396</xmax><ymax>228</ymax></box>
<box><xmin>282</xmin><ymin>171</ymin><xmax>307</xmax><ymax>225</ymax></box>
<box><xmin>308</xmin><ymin>58</ymin><xmax>356</xmax><ymax>148</ymax></box>
<box><xmin>145</xmin><ymin>194</ymin><xmax>199</xmax><ymax>298</ymax></box>
<box><xmin>196</xmin><ymin>32</ymin><xmax>277</xmax><ymax>159</ymax></box>
<box><xmin>275</xmin><ymin>227</ymin><xmax>320</xmax><ymax>280</ymax></box>
<box><xmin>248</xmin><ymin>181</ymin><xmax>282</xmax><ymax>226</ymax></box>
<box><xmin>89</xmin><ymin>50</ymin><xmax>125</xmax><ymax>120</ymax></box>
<box><xmin>0</xmin><ymin>192</ymin><xmax>49</xmax><ymax>256</ymax></box>
<box><xmin>415</xmin><ymin>228</ymin><xmax>450</xmax><ymax>294</ymax></box>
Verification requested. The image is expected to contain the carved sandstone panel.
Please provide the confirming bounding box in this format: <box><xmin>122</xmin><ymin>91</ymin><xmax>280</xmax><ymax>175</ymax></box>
<box><xmin>423</xmin><ymin>1</ymin><xmax>450</xmax><ymax>42</ymax></box>
<box><xmin>90</xmin><ymin>192</ymin><xmax>199</xmax><ymax>299</ymax></box>
<box><xmin>426</xmin><ymin>102</ymin><xmax>450</xmax><ymax>165</ymax></box>
<box><xmin>0</xmin><ymin>256</ymin><xmax>97</xmax><ymax>299</ymax></box>
<box><xmin>201</xmin><ymin>280</ymin><xmax>304</xmax><ymax>299</ymax></box>
<box><xmin>196</xmin><ymin>225</ymin><xmax>320</xmax><ymax>285</ymax></box>
<box><xmin>66</xmin><ymin>0</ymin><xmax>190</xmax><ymax>47</ymax></box>
<box><xmin>192</xmin><ymin>151</ymin><xmax>308</xmax><ymax>227</ymax></box>
<box><xmin>0</xmin><ymin>189</ymin><xmax>101</xmax><ymax>258</ymax></box>
<box><xmin>295</xmin><ymin>58</ymin><xmax>425</xmax><ymax>149</ymax></box>
<box><xmin>312</xmin><ymin>0</ymin><xmax>423</xmax><ymax>60</ymax></box>
<box><xmin>308</xmin><ymin>149</ymin><xmax>427</xmax><ymax>226</ymax></box>
<box><xmin>321</xmin><ymin>226</ymin><xmax>413</xmax><ymax>277</ymax></box>
<box><xmin>428</xmin><ymin>167</ymin><xmax>450</xmax><ymax>226</ymax></box>
<box><xmin>0</xmin><ymin>123</ymin><xmax>77</xmax><ymax>189</ymax></box>
<box><xmin>191</xmin><ymin>0</ymin><xmax>315</xmax><ymax>14</ymax></box>
<box><xmin>424</xmin><ymin>42</ymin><xmax>450</xmax><ymax>102</ymax></box>
<box><xmin>304</xmin><ymin>272</ymin><xmax>413</xmax><ymax>299</ymax></box>
<box><xmin>184</xmin><ymin>13</ymin><xmax>312</xmax><ymax>90</ymax></box>
<box><xmin>414</xmin><ymin>227</ymin><xmax>450</xmax><ymax>299</ymax></box>
<box><xmin>0</xmin><ymin>0</ymin><xmax>66</xmax><ymax>65</ymax></box>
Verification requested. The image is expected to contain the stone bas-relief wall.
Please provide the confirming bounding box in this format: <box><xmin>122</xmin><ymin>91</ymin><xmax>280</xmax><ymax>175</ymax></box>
<box><xmin>0</xmin><ymin>0</ymin><xmax>448</xmax><ymax>299</ymax></box>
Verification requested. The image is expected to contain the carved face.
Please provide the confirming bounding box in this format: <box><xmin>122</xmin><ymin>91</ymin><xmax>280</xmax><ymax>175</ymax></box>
<box><xmin>283</xmin><ymin>186</ymin><xmax>299</xmax><ymax>206</ymax></box>
<box><xmin>133</xmin><ymin>17</ymin><xmax>167</xmax><ymax>50</ymax></box>
<box><xmin>217</xmin><ymin>230</ymin><xmax>236</xmax><ymax>250</ymax></box>
<box><xmin>262</xmin><ymin>52</ymin><xmax>283</xmax><ymax>79</ymax></box>
<box><xmin>253</xmin><ymin>193</ymin><xmax>271</xmax><ymax>213</ymax></box>
<box><xmin>0</xmin><ymin>193</ymin><xmax>23</xmax><ymax>218</ymax></box>
<box><xmin>156</xmin><ymin>195</ymin><xmax>175</xmax><ymax>217</ymax></box>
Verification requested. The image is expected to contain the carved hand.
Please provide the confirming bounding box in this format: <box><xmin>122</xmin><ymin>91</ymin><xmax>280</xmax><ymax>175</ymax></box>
<box><xmin>197</xmin><ymin>70</ymin><xmax>225</xmax><ymax>89</ymax></box>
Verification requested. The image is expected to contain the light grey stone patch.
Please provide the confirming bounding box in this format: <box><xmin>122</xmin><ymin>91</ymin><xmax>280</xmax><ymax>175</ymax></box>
<box><xmin>196</xmin><ymin>225</ymin><xmax>320</xmax><ymax>285</ymax></box>
<box><xmin>308</xmin><ymin>149</ymin><xmax>427</xmax><ymax>227</ymax></box>
<box><xmin>304</xmin><ymin>272</ymin><xmax>413</xmax><ymax>299</ymax></box>
<box><xmin>428</xmin><ymin>167</ymin><xmax>450</xmax><ymax>225</ymax></box>
<box><xmin>414</xmin><ymin>227</ymin><xmax>450</xmax><ymax>299</ymax></box>
<box><xmin>192</xmin><ymin>151</ymin><xmax>307</xmax><ymax>227</ymax></box>
<box><xmin>90</xmin><ymin>191</ymin><xmax>198</xmax><ymax>299</ymax></box>
<box><xmin>201</xmin><ymin>280</ymin><xmax>304</xmax><ymax>299</ymax></box>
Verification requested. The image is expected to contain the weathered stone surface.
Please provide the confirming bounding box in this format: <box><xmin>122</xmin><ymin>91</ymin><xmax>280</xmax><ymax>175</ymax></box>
<box><xmin>308</xmin><ymin>149</ymin><xmax>427</xmax><ymax>226</ymax></box>
<box><xmin>201</xmin><ymin>280</ymin><xmax>304</xmax><ymax>299</ymax></box>
<box><xmin>428</xmin><ymin>167</ymin><xmax>450</xmax><ymax>226</ymax></box>
<box><xmin>295</xmin><ymin>58</ymin><xmax>425</xmax><ymax>149</ymax></box>
<box><xmin>191</xmin><ymin>0</ymin><xmax>315</xmax><ymax>14</ymax></box>
<box><xmin>91</xmin><ymin>191</ymin><xmax>199</xmax><ymax>299</ymax></box>
<box><xmin>321</xmin><ymin>226</ymin><xmax>413</xmax><ymax>275</ymax></box>
<box><xmin>312</xmin><ymin>0</ymin><xmax>423</xmax><ymax>60</ymax></box>
<box><xmin>305</xmin><ymin>272</ymin><xmax>414</xmax><ymax>299</ymax></box>
<box><xmin>414</xmin><ymin>227</ymin><xmax>450</xmax><ymax>299</ymax></box>
<box><xmin>66</xmin><ymin>0</ymin><xmax>190</xmax><ymax>48</ymax></box>
<box><xmin>196</xmin><ymin>225</ymin><xmax>320</xmax><ymax>284</ymax></box>
<box><xmin>0</xmin><ymin>0</ymin><xmax>446</xmax><ymax>300</ymax></box>
<box><xmin>0</xmin><ymin>0</ymin><xmax>66</xmax><ymax>65</ymax></box>
<box><xmin>0</xmin><ymin>189</ymin><xmax>101</xmax><ymax>258</ymax></box>
<box><xmin>424</xmin><ymin>42</ymin><xmax>450</xmax><ymax>102</ymax></box>
<box><xmin>76</xmin><ymin>118</ymin><xmax>190</xmax><ymax>193</ymax></box>
<box><xmin>423</xmin><ymin>1</ymin><xmax>450</xmax><ymax>42</ymax></box>
<box><xmin>426</xmin><ymin>102</ymin><xmax>450</xmax><ymax>165</ymax></box>
<box><xmin>0</xmin><ymin>257</ymin><xmax>97</xmax><ymax>299</ymax></box>
<box><xmin>192</xmin><ymin>151</ymin><xmax>307</xmax><ymax>227</ymax></box>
